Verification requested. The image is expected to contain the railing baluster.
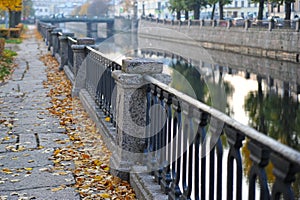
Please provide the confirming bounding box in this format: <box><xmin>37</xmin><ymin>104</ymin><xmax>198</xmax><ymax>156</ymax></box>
<box><xmin>161</xmin><ymin>94</ymin><xmax>173</xmax><ymax>193</ymax></box>
<box><xmin>225</xmin><ymin>125</ymin><xmax>245</xmax><ymax>200</ymax></box>
<box><xmin>169</xmin><ymin>102</ymin><xmax>182</xmax><ymax>200</ymax></box>
<box><xmin>271</xmin><ymin>153</ymin><xmax>300</xmax><ymax>200</ymax></box>
<box><xmin>154</xmin><ymin>89</ymin><xmax>165</xmax><ymax>183</ymax></box>
<box><xmin>182</xmin><ymin>106</ymin><xmax>196</xmax><ymax>200</ymax></box>
<box><xmin>248</xmin><ymin>140</ymin><xmax>270</xmax><ymax>200</ymax></box>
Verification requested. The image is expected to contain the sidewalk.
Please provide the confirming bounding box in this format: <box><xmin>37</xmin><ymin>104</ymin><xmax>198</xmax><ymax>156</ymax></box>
<box><xmin>0</xmin><ymin>26</ymin><xmax>79</xmax><ymax>199</ymax></box>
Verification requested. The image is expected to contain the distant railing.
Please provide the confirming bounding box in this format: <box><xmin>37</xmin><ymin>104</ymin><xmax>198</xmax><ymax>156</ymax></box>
<box><xmin>141</xmin><ymin>15</ymin><xmax>300</xmax><ymax>32</ymax></box>
<box><xmin>37</xmin><ymin>20</ymin><xmax>300</xmax><ymax>200</ymax></box>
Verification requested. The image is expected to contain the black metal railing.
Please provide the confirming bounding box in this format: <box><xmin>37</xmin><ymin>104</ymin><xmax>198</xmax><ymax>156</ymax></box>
<box><xmin>36</xmin><ymin>20</ymin><xmax>300</xmax><ymax>199</ymax></box>
<box><xmin>144</xmin><ymin>74</ymin><xmax>300</xmax><ymax>200</ymax></box>
<box><xmin>85</xmin><ymin>47</ymin><xmax>121</xmax><ymax>125</ymax></box>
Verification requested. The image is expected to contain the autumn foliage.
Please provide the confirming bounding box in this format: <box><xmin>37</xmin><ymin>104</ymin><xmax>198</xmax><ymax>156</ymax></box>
<box><xmin>0</xmin><ymin>0</ymin><xmax>22</xmax><ymax>12</ymax></box>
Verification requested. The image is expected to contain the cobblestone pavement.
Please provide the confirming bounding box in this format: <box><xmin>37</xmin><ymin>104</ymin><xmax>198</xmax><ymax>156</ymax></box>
<box><xmin>0</xmin><ymin>27</ymin><xmax>79</xmax><ymax>199</ymax></box>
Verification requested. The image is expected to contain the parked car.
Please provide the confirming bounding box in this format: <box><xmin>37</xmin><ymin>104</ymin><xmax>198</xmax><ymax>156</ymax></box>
<box><xmin>252</xmin><ymin>18</ymin><xmax>269</xmax><ymax>27</ymax></box>
<box><xmin>232</xmin><ymin>17</ymin><xmax>245</xmax><ymax>26</ymax></box>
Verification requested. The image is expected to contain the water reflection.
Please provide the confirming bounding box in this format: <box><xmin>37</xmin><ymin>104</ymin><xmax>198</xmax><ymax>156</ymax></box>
<box><xmin>65</xmin><ymin>26</ymin><xmax>300</xmax><ymax>197</ymax></box>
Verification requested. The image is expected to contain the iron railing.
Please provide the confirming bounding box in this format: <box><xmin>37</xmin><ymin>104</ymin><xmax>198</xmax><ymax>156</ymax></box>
<box><xmin>36</xmin><ymin>20</ymin><xmax>300</xmax><ymax>199</ymax></box>
<box><xmin>141</xmin><ymin>16</ymin><xmax>300</xmax><ymax>32</ymax></box>
<box><xmin>144</xmin><ymin>74</ymin><xmax>300</xmax><ymax>200</ymax></box>
<box><xmin>85</xmin><ymin>46</ymin><xmax>121</xmax><ymax>125</ymax></box>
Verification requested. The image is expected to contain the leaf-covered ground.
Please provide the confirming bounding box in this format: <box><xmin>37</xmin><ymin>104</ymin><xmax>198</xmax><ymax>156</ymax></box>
<box><xmin>40</xmin><ymin>52</ymin><xmax>136</xmax><ymax>199</ymax></box>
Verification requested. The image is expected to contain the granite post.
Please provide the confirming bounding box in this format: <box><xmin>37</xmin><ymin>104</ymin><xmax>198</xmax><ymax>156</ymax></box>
<box><xmin>110</xmin><ymin>58</ymin><xmax>171</xmax><ymax>181</ymax></box>
<box><xmin>51</xmin><ymin>28</ymin><xmax>62</xmax><ymax>57</ymax></box>
<box><xmin>71</xmin><ymin>38</ymin><xmax>95</xmax><ymax>96</ymax></box>
<box><xmin>59</xmin><ymin>33</ymin><xmax>75</xmax><ymax>71</ymax></box>
<box><xmin>46</xmin><ymin>26</ymin><xmax>55</xmax><ymax>51</ymax></box>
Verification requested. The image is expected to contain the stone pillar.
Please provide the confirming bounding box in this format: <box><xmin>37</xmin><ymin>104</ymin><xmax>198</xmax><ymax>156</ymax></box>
<box><xmin>227</xmin><ymin>19</ymin><xmax>232</xmax><ymax>29</ymax></box>
<box><xmin>200</xmin><ymin>19</ymin><xmax>205</xmax><ymax>27</ymax></box>
<box><xmin>46</xmin><ymin>26</ymin><xmax>55</xmax><ymax>51</ymax></box>
<box><xmin>51</xmin><ymin>28</ymin><xmax>62</xmax><ymax>57</ymax></box>
<box><xmin>296</xmin><ymin>18</ymin><xmax>300</xmax><ymax>32</ymax></box>
<box><xmin>245</xmin><ymin>19</ymin><xmax>250</xmax><ymax>30</ymax></box>
<box><xmin>110</xmin><ymin>58</ymin><xmax>170</xmax><ymax>181</ymax></box>
<box><xmin>269</xmin><ymin>19</ymin><xmax>275</xmax><ymax>31</ymax></box>
<box><xmin>59</xmin><ymin>33</ymin><xmax>75</xmax><ymax>71</ymax></box>
<box><xmin>71</xmin><ymin>38</ymin><xmax>95</xmax><ymax>96</ymax></box>
<box><xmin>212</xmin><ymin>19</ymin><xmax>217</xmax><ymax>27</ymax></box>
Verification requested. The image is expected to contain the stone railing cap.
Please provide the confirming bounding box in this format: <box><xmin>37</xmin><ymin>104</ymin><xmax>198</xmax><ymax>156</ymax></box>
<box><xmin>122</xmin><ymin>58</ymin><xmax>163</xmax><ymax>74</ymax></box>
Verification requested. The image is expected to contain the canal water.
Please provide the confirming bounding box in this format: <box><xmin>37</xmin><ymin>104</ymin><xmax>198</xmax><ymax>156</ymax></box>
<box><xmin>62</xmin><ymin>23</ymin><xmax>300</xmax><ymax>198</ymax></box>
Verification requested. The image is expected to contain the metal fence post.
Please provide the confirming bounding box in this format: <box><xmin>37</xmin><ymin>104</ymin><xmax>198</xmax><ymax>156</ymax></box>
<box><xmin>110</xmin><ymin>58</ymin><xmax>170</xmax><ymax>181</ymax></box>
<box><xmin>59</xmin><ymin>33</ymin><xmax>75</xmax><ymax>71</ymax></box>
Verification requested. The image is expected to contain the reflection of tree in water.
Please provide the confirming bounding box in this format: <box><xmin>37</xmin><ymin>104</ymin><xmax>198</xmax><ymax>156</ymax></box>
<box><xmin>169</xmin><ymin>60</ymin><xmax>234</xmax><ymax>116</ymax></box>
<box><xmin>243</xmin><ymin>78</ymin><xmax>300</xmax><ymax>197</ymax></box>
<box><xmin>169</xmin><ymin>60</ymin><xmax>208</xmax><ymax>102</ymax></box>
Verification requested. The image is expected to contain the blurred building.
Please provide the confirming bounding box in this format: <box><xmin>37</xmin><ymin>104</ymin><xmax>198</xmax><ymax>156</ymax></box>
<box><xmin>32</xmin><ymin>0</ymin><xmax>86</xmax><ymax>17</ymax></box>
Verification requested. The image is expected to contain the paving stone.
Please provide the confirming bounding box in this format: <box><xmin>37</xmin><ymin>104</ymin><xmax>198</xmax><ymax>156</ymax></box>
<box><xmin>0</xmin><ymin>26</ymin><xmax>79</xmax><ymax>198</ymax></box>
<box><xmin>0</xmin><ymin>166</ymin><xmax>75</xmax><ymax>191</ymax></box>
<box><xmin>39</xmin><ymin>133</ymin><xmax>71</xmax><ymax>149</ymax></box>
<box><xmin>0</xmin><ymin>149</ymin><xmax>53</xmax><ymax>168</ymax></box>
<box><xmin>0</xmin><ymin>187</ymin><xmax>80</xmax><ymax>200</ymax></box>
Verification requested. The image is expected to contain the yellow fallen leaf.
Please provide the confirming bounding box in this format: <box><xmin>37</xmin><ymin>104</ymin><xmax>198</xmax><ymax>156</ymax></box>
<box><xmin>105</xmin><ymin>117</ymin><xmax>111</xmax><ymax>122</ymax></box>
<box><xmin>53</xmin><ymin>149</ymin><xmax>61</xmax><ymax>156</ymax></box>
<box><xmin>2</xmin><ymin>168</ymin><xmax>13</xmax><ymax>174</ymax></box>
<box><xmin>51</xmin><ymin>187</ymin><xmax>63</xmax><ymax>192</ymax></box>
<box><xmin>92</xmin><ymin>160</ymin><xmax>102</xmax><ymax>166</ymax></box>
<box><xmin>99</xmin><ymin>193</ymin><xmax>111</xmax><ymax>199</ymax></box>
<box><xmin>93</xmin><ymin>175</ymin><xmax>103</xmax><ymax>181</ymax></box>
<box><xmin>25</xmin><ymin>168</ymin><xmax>33</xmax><ymax>171</ymax></box>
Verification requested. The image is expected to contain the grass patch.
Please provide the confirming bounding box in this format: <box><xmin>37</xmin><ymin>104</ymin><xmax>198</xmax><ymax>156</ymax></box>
<box><xmin>5</xmin><ymin>38</ymin><xmax>22</xmax><ymax>44</ymax></box>
<box><xmin>0</xmin><ymin>49</ymin><xmax>17</xmax><ymax>81</ymax></box>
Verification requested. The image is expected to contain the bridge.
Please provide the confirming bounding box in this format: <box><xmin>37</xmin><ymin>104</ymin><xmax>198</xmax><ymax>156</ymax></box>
<box><xmin>38</xmin><ymin>16</ymin><xmax>115</xmax><ymax>39</ymax></box>
<box><xmin>37</xmin><ymin>21</ymin><xmax>300</xmax><ymax>200</ymax></box>
<box><xmin>38</xmin><ymin>16</ymin><xmax>114</xmax><ymax>24</ymax></box>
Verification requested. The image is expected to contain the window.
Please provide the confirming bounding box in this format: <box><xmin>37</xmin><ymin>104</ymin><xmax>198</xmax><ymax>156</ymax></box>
<box><xmin>248</xmin><ymin>1</ymin><xmax>251</xmax><ymax>7</ymax></box>
<box><xmin>235</xmin><ymin>1</ymin><xmax>238</xmax><ymax>7</ymax></box>
<box><xmin>241</xmin><ymin>1</ymin><xmax>244</xmax><ymax>7</ymax></box>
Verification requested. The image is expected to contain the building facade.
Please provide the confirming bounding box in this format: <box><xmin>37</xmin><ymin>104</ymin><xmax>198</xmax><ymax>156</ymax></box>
<box><xmin>32</xmin><ymin>0</ymin><xmax>86</xmax><ymax>17</ymax></box>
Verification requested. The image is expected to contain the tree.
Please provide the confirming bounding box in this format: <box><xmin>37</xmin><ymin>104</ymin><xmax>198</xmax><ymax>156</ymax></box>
<box><xmin>22</xmin><ymin>0</ymin><xmax>34</xmax><ymax>19</ymax></box>
<box><xmin>252</xmin><ymin>0</ymin><xmax>265</xmax><ymax>20</ymax></box>
<box><xmin>284</xmin><ymin>0</ymin><xmax>295</xmax><ymax>20</ymax></box>
<box><xmin>207</xmin><ymin>0</ymin><xmax>218</xmax><ymax>19</ymax></box>
<box><xmin>185</xmin><ymin>0</ymin><xmax>208</xmax><ymax>20</ymax></box>
<box><xmin>87</xmin><ymin>0</ymin><xmax>110</xmax><ymax>17</ymax></box>
<box><xmin>0</xmin><ymin>0</ymin><xmax>22</xmax><ymax>27</ymax></box>
<box><xmin>169</xmin><ymin>0</ymin><xmax>185</xmax><ymax>20</ymax></box>
<box><xmin>218</xmin><ymin>0</ymin><xmax>232</xmax><ymax>19</ymax></box>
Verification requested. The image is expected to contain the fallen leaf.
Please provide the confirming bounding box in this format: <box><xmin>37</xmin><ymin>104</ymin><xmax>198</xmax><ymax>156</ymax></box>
<box><xmin>2</xmin><ymin>168</ymin><xmax>13</xmax><ymax>174</ymax></box>
<box><xmin>10</xmin><ymin>179</ymin><xmax>20</xmax><ymax>183</ymax></box>
<box><xmin>100</xmin><ymin>193</ymin><xmax>111</xmax><ymax>199</ymax></box>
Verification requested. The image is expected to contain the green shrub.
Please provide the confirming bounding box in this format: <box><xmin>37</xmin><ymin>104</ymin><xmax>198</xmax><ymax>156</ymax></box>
<box><xmin>0</xmin><ymin>49</ymin><xmax>17</xmax><ymax>81</ymax></box>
